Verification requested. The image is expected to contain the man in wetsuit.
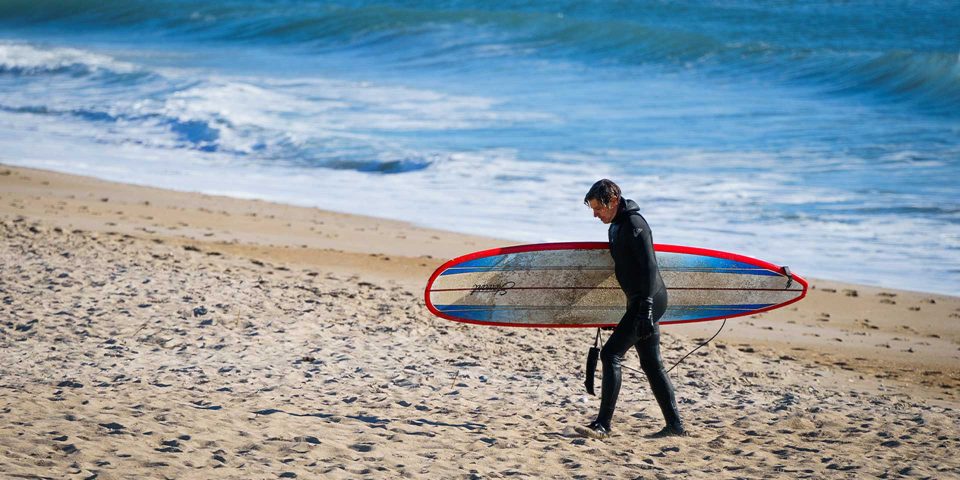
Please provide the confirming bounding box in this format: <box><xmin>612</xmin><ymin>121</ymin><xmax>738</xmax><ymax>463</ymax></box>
<box><xmin>578</xmin><ymin>179</ymin><xmax>685</xmax><ymax>439</ymax></box>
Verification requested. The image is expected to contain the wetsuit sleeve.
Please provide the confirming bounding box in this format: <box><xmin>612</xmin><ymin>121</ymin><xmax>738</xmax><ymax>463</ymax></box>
<box><xmin>628</xmin><ymin>215</ymin><xmax>658</xmax><ymax>300</ymax></box>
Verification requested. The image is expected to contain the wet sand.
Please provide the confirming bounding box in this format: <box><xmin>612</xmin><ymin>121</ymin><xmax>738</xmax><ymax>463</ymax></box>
<box><xmin>1</xmin><ymin>165</ymin><xmax>958</xmax><ymax>478</ymax></box>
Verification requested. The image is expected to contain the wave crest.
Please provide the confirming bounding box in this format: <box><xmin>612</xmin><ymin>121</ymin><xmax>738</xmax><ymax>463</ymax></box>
<box><xmin>0</xmin><ymin>42</ymin><xmax>140</xmax><ymax>77</ymax></box>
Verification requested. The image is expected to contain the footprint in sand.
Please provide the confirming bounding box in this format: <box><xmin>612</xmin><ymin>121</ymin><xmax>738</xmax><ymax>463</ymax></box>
<box><xmin>349</xmin><ymin>443</ymin><xmax>374</xmax><ymax>453</ymax></box>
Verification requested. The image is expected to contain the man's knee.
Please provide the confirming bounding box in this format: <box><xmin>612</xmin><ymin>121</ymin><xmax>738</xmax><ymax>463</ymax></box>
<box><xmin>640</xmin><ymin>358</ymin><xmax>664</xmax><ymax>376</ymax></box>
<box><xmin>599</xmin><ymin>346</ymin><xmax>622</xmax><ymax>367</ymax></box>
<box><xmin>638</xmin><ymin>344</ymin><xmax>665</xmax><ymax>375</ymax></box>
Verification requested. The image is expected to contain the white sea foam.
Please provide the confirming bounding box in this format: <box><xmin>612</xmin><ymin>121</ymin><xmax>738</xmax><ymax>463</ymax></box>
<box><xmin>0</xmin><ymin>41</ymin><xmax>139</xmax><ymax>74</ymax></box>
<box><xmin>159</xmin><ymin>76</ymin><xmax>554</xmax><ymax>134</ymax></box>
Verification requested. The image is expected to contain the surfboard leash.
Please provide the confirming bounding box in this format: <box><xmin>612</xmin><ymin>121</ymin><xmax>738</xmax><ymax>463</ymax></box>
<box><xmin>665</xmin><ymin>318</ymin><xmax>726</xmax><ymax>374</ymax></box>
<box><xmin>593</xmin><ymin>318</ymin><xmax>727</xmax><ymax>377</ymax></box>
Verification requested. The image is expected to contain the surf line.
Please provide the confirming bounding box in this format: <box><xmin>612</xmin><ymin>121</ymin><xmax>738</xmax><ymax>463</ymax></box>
<box><xmin>470</xmin><ymin>281</ymin><xmax>516</xmax><ymax>296</ymax></box>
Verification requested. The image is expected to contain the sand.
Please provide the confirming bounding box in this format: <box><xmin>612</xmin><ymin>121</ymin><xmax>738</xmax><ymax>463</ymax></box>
<box><xmin>1</xmin><ymin>165</ymin><xmax>958</xmax><ymax>479</ymax></box>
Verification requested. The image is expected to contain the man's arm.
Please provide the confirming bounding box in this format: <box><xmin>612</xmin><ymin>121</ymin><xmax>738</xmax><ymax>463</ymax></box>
<box><xmin>627</xmin><ymin>214</ymin><xmax>658</xmax><ymax>337</ymax></box>
<box><xmin>627</xmin><ymin>214</ymin><xmax>658</xmax><ymax>300</ymax></box>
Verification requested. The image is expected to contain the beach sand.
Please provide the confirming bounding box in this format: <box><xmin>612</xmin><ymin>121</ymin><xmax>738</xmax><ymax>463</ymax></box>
<box><xmin>1</xmin><ymin>165</ymin><xmax>958</xmax><ymax>479</ymax></box>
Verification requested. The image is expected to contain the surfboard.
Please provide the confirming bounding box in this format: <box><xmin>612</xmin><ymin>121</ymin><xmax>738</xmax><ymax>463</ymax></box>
<box><xmin>425</xmin><ymin>242</ymin><xmax>807</xmax><ymax>328</ymax></box>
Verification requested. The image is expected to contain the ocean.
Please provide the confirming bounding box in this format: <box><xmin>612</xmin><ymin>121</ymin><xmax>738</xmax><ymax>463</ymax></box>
<box><xmin>0</xmin><ymin>0</ymin><xmax>957</xmax><ymax>294</ymax></box>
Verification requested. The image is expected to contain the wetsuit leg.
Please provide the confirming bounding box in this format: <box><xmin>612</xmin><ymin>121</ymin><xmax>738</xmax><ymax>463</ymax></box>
<box><xmin>636</xmin><ymin>326</ymin><xmax>681</xmax><ymax>427</ymax></box>
<box><xmin>595</xmin><ymin>303</ymin><xmax>641</xmax><ymax>430</ymax></box>
<box><xmin>636</xmin><ymin>288</ymin><xmax>682</xmax><ymax>428</ymax></box>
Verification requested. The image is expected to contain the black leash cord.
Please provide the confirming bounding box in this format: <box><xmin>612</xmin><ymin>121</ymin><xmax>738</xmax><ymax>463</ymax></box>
<box><xmin>601</xmin><ymin>319</ymin><xmax>727</xmax><ymax>376</ymax></box>
<box><xmin>666</xmin><ymin>318</ymin><xmax>726</xmax><ymax>374</ymax></box>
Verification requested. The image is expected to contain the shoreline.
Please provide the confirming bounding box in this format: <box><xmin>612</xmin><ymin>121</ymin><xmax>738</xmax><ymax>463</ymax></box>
<box><xmin>2</xmin><ymin>163</ymin><xmax>958</xmax><ymax>478</ymax></box>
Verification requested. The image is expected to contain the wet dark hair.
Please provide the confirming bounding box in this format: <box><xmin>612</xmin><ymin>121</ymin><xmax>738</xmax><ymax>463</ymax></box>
<box><xmin>584</xmin><ymin>179</ymin><xmax>621</xmax><ymax>207</ymax></box>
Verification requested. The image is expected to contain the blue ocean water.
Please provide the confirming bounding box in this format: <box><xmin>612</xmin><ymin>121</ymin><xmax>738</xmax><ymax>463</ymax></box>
<box><xmin>0</xmin><ymin>0</ymin><xmax>957</xmax><ymax>294</ymax></box>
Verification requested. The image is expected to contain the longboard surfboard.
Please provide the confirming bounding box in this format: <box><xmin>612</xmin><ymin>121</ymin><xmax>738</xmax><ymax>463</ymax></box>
<box><xmin>425</xmin><ymin>242</ymin><xmax>807</xmax><ymax>328</ymax></box>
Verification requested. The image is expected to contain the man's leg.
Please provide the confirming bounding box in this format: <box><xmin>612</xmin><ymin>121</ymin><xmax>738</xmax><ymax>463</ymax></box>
<box><xmin>636</xmin><ymin>324</ymin><xmax>684</xmax><ymax>433</ymax></box>
<box><xmin>594</xmin><ymin>306</ymin><xmax>640</xmax><ymax>431</ymax></box>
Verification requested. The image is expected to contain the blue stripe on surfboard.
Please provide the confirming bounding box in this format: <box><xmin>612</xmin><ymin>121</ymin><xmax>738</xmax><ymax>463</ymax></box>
<box><xmin>663</xmin><ymin>304</ymin><xmax>775</xmax><ymax>321</ymax></box>
<box><xmin>662</xmin><ymin>268</ymin><xmax>779</xmax><ymax>276</ymax></box>
<box><xmin>439</xmin><ymin>255</ymin><xmax>505</xmax><ymax>275</ymax></box>
<box><xmin>434</xmin><ymin>304</ymin><xmax>619</xmax><ymax>323</ymax></box>
<box><xmin>434</xmin><ymin>304</ymin><xmax>775</xmax><ymax>323</ymax></box>
<box><xmin>659</xmin><ymin>254</ymin><xmax>781</xmax><ymax>276</ymax></box>
<box><xmin>441</xmin><ymin>266</ymin><xmax>776</xmax><ymax>276</ymax></box>
<box><xmin>440</xmin><ymin>266</ymin><xmax>610</xmax><ymax>275</ymax></box>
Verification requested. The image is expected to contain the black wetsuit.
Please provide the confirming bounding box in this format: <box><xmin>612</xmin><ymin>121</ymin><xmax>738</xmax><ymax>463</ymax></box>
<box><xmin>595</xmin><ymin>198</ymin><xmax>681</xmax><ymax>431</ymax></box>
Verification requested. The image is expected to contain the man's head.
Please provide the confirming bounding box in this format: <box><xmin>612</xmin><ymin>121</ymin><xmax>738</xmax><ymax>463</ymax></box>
<box><xmin>584</xmin><ymin>179</ymin><xmax>621</xmax><ymax>224</ymax></box>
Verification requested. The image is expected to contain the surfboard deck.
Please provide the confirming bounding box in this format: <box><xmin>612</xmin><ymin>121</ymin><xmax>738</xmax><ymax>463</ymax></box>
<box><xmin>424</xmin><ymin>242</ymin><xmax>807</xmax><ymax>328</ymax></box>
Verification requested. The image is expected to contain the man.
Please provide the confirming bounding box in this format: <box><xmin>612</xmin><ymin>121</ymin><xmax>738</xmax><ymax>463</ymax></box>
<box><xmin>577</xmin><ymin>179</ymin><xmax>685</xmax><ymax>439</ymax></box>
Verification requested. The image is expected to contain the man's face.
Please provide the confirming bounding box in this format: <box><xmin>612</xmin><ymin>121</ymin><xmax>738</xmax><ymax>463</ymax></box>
<box><xmin>588</xmin><ymin>197</ymin><xmax>619</xmax><ymax>224</ymax></box>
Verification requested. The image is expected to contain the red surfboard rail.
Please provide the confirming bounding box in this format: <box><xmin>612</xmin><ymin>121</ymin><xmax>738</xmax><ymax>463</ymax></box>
<box><xmin>424</xmin><ymin>242</ymin><xmax>808</xmax><ymax>328</ymax></box>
